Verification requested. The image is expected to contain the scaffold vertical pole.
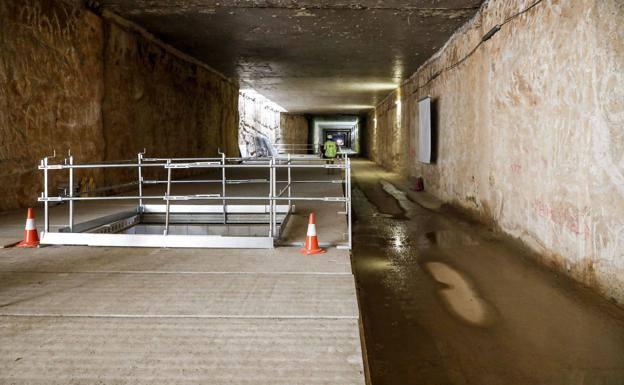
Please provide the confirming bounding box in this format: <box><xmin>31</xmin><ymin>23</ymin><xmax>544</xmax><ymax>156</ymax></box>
<box><xmin>164</xmin><ymin>159</ymin><xmax>172</xmax><ymax>235</ymax></box>
<box><xmin>68</xmin><ymin>153</ymin><xmax>74</xmax><ymax>232</ymax></box>
<box><xmin>268</xmin><ymin>157</ymin><xmax>274</xmax><ymax>238</ymax></box>
<box><xmin>137</xmin><ymin>151</ymin><xmax>144</xmax><ymax>212</ymax></box>
<box><xmin>346</xmin><ymin>156</ymin><xmax>352</xmax><ymax>249</ymax></box>
<box><xmin>43</xmin><ymin>156</ymin><xmax>49</xmax><ymax>234</ymax></box>
<box><xmin>272</xmin><ymin>157</ymin><xmax>277</xmax><ymax>238</ymax></box>
<box><xmin>287</xmin><ymin>154</ymin><xmax>292</xmax><ymax>212</ymax></box>
<box><xmin>220</xmin><ymin>150</ymin><xmax>227</xmax><ymax>224</ymax></box>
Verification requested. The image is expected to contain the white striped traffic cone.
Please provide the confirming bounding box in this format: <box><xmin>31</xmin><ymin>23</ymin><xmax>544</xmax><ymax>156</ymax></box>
<box><xmin>300</xmin><ymin>212</ymin><xmax>325</xmax><ymax>255</ymax></box>
<box><xmin>17</xmin><ymin>208</ymin><xmax>39</xmax><ymax>248</ymax></box>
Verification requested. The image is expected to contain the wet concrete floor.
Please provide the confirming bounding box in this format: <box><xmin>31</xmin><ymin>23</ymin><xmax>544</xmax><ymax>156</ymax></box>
<box><xmin>351</xmin><ymin>162</ymin><xmax>624</xmax><ymax>385</ymax></box>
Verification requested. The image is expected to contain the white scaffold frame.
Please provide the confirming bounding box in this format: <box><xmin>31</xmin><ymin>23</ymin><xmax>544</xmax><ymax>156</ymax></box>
<box><xmin>37</xmin><ymin>150</ymin><xmax>352</xmax><ymax>249</ymax></box>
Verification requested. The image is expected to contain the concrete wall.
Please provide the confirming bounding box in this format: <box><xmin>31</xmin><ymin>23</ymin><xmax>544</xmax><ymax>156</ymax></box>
<box><xmin>0</xmin><ymin>0</ymin><xmax>238</xmax><ymax>211</ymax></box>
<box><xmin>367</xmin><ymin>0</ymin><xmax>624</xmax><ymax>304</ymax></box>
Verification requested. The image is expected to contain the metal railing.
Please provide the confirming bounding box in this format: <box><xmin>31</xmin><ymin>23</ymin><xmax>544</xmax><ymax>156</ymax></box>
<box><xmin>273</xmin><ymin>143</ymin><xmax>322</xmax><ymax>156</ymax></box>
<box><xmin>37</xmin><ymin>151</ymin><xmax>352</xmax><ymax>249</ymax></box>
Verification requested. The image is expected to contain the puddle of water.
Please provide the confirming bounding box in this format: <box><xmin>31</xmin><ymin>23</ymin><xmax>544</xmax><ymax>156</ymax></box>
<box><xmin>425</xmin><ymin>262</ymin><xmax>494</xmax><ymax>326</ymax></box>
<box><xmin>388</xmin><ymin>224</ymin><xmax>409</xmax><ymax>251</ymax></box>
<box><xmin>371</xmin><ymin>213</ymin><xmax>394</xmax><ymax>218</ymax></box>
<box><xmin>421</xmin><ymin>230</ymin><xmax>480</xmax><ymax>248</ymax></box>
<box><xmin>380</xmin><ymin>180</ymin><xmax>418</xmax><ymax>218</ymax></box>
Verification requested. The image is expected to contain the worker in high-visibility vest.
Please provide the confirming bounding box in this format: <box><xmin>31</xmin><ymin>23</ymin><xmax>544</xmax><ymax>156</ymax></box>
<box><xmin>323</xmin><ymin>135</ymin><xmax>338</xmax><ymax>175</ymax></box>
<box><xmin>323</xmin><ymin>135</ymin><xmax>337</xmax><ymax>159</ymax></box>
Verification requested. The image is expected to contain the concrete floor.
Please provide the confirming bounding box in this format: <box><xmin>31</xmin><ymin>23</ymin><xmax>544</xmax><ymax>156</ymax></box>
<box><xmin>0</xmin><ymin>168</ymin><xmax>364</xmax><ymax>384</ymax></box>
<box><xmin>351</xmin><ymin>159</ymin><xmax>624</xmax><ymax>385</ymax></box>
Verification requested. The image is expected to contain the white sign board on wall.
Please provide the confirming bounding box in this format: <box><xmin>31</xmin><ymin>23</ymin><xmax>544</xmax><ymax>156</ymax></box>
<box><xmin>418</xmin><ymin>97</ymin><xmax>432</xmax><ymax>164</ymax></box>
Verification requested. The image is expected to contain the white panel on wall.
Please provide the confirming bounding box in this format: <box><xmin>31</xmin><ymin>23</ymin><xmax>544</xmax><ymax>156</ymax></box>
<box><xmin>418</xmin><ymin>97</ymin><xmax>432</xmax><ymax>164</ymax></box>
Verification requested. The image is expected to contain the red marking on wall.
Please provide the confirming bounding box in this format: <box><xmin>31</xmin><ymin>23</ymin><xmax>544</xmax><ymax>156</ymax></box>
<box><xmin>533</xmin><ymin>200</ymin><xmax>590</xmax><ymax>240</ymax></box>
<box><xmin>511</xmin><ymin>164</ymin><xmax>522</xmax><ymax>173</ymax></box>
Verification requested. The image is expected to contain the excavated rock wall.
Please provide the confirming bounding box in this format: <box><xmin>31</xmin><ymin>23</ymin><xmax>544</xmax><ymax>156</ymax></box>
<box><xmin>239</xmin><ymin>90</ymin><xmax>308</xmax><ymax>157</ymax></box>
<box><xmin>280</xmin><ymin>114</ymin><xmax>309</xmax><ymax>148</ymax></box>
<box><xmin>367</xmin><ymin>0</ymin><xmax>624</xmax><ymax>304</ymax></box>
<box><xmin>101</xmin><ymin>17</ymin><xmax>239</xmax><ymax>185</ymax></box>
<box><xmin>238</xmin><ymin>90</ymin><xmax>282</xmax><ymax>157</ymax></box>
<box><xmin>0</xmin><ymin>0</ymin><xmax>238</xmax><ymax>211</ymax></box>
<box><xmin>0</xmin><ymin>0</ymin><xmax>105</xmax><ymax>210</ymax></box>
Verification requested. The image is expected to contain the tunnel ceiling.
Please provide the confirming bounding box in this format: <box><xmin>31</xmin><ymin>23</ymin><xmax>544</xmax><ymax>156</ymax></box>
<box><xmin>96</xmin><ymin>1</ymin><xmax>482</xmax><ymax>114</ymax></box>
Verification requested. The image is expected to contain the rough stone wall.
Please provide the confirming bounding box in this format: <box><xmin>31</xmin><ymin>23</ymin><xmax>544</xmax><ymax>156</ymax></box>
<box><xmin>238</xmin><ymin>89</ymin><xmax>282</xmax><ymax>156</ymax></box>
<box><xmin>0</xmin><ymin>0</ymin><xmax>239</xmax><ymax>211</ymax></box>
<box><xmin>280</xmin><ymin>114</ymin><xmax>309</xmax><ymax>146</ymax></box>
<box><xmin>366</xmin><ymin>95</ymin><xmax>406</xmax><ymax>174</ymax></box>
<box><xmin>368</xmin><ymin>0</ymin><xmax>624</xmax><ymax>304</ymax></box>
<box><xmin>0</xmin><ymin>0</ymin><xmax>105</xmax><ymax>211</ymax></box>
<box><xmin>239</xmin><ymin>90</ymin><xmax>308</xmax><ymax>156</ymax></box>
<box><xmin>102</xmin><ymin>18</ymin><xmax>239</xmax><ymax>184</ymax></box>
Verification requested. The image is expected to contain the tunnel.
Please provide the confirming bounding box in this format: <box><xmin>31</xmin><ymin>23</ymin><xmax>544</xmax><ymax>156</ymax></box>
<box><xmin>1</xmin><ymin>0</ymin><xmax>623</xmax><ymax>383</ymax></box>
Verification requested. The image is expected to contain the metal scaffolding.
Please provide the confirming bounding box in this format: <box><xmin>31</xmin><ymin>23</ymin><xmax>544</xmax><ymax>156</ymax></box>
<box><xmin>37</xmin><ymin>151</ymin><xmax>352</xmax><ymax>249</ymax></box>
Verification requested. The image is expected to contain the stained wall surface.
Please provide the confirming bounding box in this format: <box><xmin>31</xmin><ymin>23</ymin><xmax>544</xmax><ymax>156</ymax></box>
<box><xmin>0</xmin><ymin>0</ymin><xmax>239</xmax><ymax>211</ymax></box>
<box><xmin>367</xmin><ymin>0</ymin><xmax>624</xmax><ymax>304</ymax></box>
<box><xmin>280</xmin><ymin>114</ymin><xmax>309</xmax><ymax>147</ymax></box>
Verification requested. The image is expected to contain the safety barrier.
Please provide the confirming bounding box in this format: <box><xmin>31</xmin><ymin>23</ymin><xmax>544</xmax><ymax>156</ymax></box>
<box><xmin>273</xmin><ymin>143</ymin><xmax>322</xmax><ymax>156</ymax></box>
<box><xmin>37</xmin><ymin>151</ymin><xmax>352</xmax><ymax>249</ymax></box>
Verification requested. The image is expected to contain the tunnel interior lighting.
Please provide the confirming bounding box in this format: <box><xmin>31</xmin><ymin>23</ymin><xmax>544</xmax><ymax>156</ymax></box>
<box><xmin>347</xmin><ymin>82</ymin><xmax>399</xmax><ymax>91</ymax></box>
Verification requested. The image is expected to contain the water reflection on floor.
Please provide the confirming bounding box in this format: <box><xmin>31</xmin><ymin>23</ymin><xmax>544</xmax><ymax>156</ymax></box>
<box><xmin>424</xmin><ymin>261</ymin><xmax>494</xmax><ymax>326</ymax></box>
<box><xmin>351</xmin><ymin>167</ymin><xmax>624</xmax><ymax>385</ymax></box>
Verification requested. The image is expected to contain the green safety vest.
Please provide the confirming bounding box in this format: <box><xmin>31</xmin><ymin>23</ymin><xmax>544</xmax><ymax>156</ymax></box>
<box><xmin>324</xmin><ymin>141</ymin><xmax>337</xmax><ymax>158</ymax></box>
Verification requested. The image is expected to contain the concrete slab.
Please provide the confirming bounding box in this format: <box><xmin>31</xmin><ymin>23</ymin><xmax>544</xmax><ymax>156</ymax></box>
<box><xmin>0</xmin><ymin>316</ymin><xmax>365</xmax><ymax>384</ymax></box>
<box><xmin>95</xmin><ymin>1</ymin><xmax>480</xmax><ymax>115</ymax></box>
<box><xmin>0</xmin><ymin>272</ymin><xmax>358</xmax><ymax>318</ymax></box>
<box><xmin>0</xmin><ymin>247</ymin><xmax>352</xmax><ymax>274</ymax></box>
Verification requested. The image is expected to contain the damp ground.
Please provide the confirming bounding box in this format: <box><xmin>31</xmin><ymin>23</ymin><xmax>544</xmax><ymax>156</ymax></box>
<box><xmin>351</xmin><ymin>160</ymin><xmax>624</xmax><ymax>385</ymax></box>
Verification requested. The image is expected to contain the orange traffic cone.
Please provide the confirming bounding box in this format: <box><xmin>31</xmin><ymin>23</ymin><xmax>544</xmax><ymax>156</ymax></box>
<box><xmin>17</xmin><ymin>208</ymin><xmax>39</xmax><ymax>248</ymax></box>
<box><xmin>300</xmin><ymin>212</ymin><xmax>325</xmax><ymax>255</ymax></box>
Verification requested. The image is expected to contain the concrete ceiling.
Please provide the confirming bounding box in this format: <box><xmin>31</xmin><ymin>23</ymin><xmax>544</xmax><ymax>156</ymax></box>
<box><xmin>96</xmin><ymin>1</ymin><xmax>482</xmax><ymax>114</ymax></box>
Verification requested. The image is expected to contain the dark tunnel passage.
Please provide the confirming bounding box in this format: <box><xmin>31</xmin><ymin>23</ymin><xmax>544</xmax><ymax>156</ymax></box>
<box><xmin>1</xmin><ymin>0</ymin><xmax>623</xmax><ymax>383</ymax></box>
